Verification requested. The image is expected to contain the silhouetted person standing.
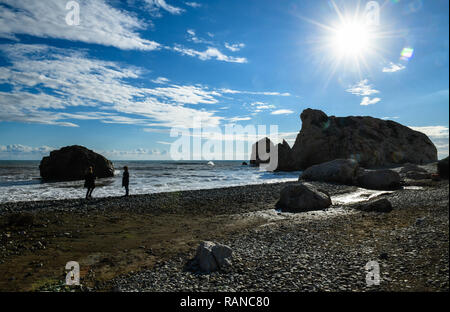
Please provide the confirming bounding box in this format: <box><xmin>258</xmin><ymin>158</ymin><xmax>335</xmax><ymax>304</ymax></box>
<box><xmin>122</xmin><ymin>166</ymin><xmax>129</xmax><ymax>196</ymax></box>
<box><xmin>84</xmin><ymin>166</ymin><xmax>96</xmax><ymax>199</ymax></box>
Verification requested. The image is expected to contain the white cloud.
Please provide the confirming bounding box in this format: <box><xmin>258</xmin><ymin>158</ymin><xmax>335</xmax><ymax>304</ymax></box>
<box><xmin>360</xmin><ymin>97</ymin><xmax>381</xmax><ymax>105</ymax></box>
<box><xmin>0</xmin><ymin>144</ymin><xmax>56</xmax><ymax>159</ymax></box>
<box><xmin>381</xmin><ymin>116</ymin><xmax>400</xmax><ymax>120</ymax></box>
<box><xmin>409</xmin><ymin>126</ymin><xmax>449</xmax><ymax>139</ymax></box>
<box><xmin>225</xmin><ymin>42</ymin><xmax>245</xmax><ymax>52</ymax></box>
<box><xmin>173</xmin><ymin>45</ymin><xmax>247</xmax><ymax>63</ymax></box>
<box><xmin>409</xmin><ymin>126</ymin><xmax>449</xmax><ymax>159</ymax></box>
<box><xmin>346</xmin><ymin>79</ymin><xmax>379</xmax><ymax>96</ymax></box>
<box><xmin>145</xmin><ymin>85</ymin><xmax>220</xmax><ymax>104</ymax></box>
<box><xmin>185</xmin><ymin>2</ymin><xmax>201</xmax><ymax>8</ymax></box>
<box><xmin>382</xmin><ymin>62</ymin><xmax>406</xmax><ymax>73</ymax></box>
<box><xmin>221</xmin><ymin>89</ymin><xmax>290</xmax><ymax>96</ymax></box>
<box><xmin>248</xmin><ymin>101</ymin><xmax>277</xmax><ymax>114</ymax></box>
<box><xmin>0</xmin><ymin>0</ymin><xmax>159</xmax><ymax>51</ymax></box>
<box><xmin>271</xmin><ymin>109</ymin><xmax>294</xmax><ymax>115</ymax></box>
<box><xmin>186</xmin><ymin>29</ymin><xmax>212</xmax><ymax>44</ymax></box>
<box><xmin>0</xmin><ymin>44</ymin><xmax>223</xmax><ymax>129</ymax></box>
<box><xmin>151</xmin><ymin>77</ymin><xmax>170</xmax><ymax>84</ymax></box>
<box><xmin>144</xmin><ymin>0</ymin><xmax>184</xmax><ymax>15</ymax></box>
<box><xmin>228</xmin><ymin>116</ymin><xmax>252</xmax><ymax>122</ymax></box>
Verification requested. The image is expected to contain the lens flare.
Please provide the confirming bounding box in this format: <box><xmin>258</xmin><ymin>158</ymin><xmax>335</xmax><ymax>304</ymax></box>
<box><xmin>400</xmin><ymin>47</ymin><xmax>414</xmax><ymax>60</ymax></box>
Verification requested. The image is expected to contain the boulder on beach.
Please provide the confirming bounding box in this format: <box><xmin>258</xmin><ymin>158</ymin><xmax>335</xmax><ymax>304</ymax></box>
<box><xmin>399</xmin><ymin>163</ymin><xmax>430</xmax><ymax>180</ymax></box>
<box><xmin>39</xmin><ymin>145</ymin><xmax>114</xmax><ymax>181</ymax></box>
<box><xmin>355</xmin><ymin>198</ymin><xmax>393</xmax><ymax>213</ymax></box>
<box><xmin>438</xmin><ymin>157</ymin><xmax>449</xmax><ymax>179</ymax></box>
<box><xmin>299</xmin><ymin>159</ymin><xmax>360</xmax><ymax>185</ymax></box>
<box><xmin>357</xmin><ymin>169</ymin><xmax>401</xmax><ymax>190</ymax></box>
<box><xmin>272</xmin><ymin>108</ymin><xmax>437</xmax><ymax>171</ymax></box>
<box><xmin>194</xmin><ymin>241</ymin><xmax>233</xmax><ymax>273</ymax></box>
<box><xmin>276</xmin><ymin>183</ymin><xmax>332</xmax><ymax>213</ymax></box>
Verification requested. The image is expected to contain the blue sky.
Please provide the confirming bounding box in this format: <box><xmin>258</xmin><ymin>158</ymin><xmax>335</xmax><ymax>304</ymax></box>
<box><xmin>0</xmin><ymin>0</ymin><xmax>448</xmax><ymax>160</ymax></box>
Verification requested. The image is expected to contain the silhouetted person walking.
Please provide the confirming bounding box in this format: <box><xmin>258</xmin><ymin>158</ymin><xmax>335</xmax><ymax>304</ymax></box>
<box><xmin>84</xmin><ymin>166</ymin><xmax>96</xmax><ymax>199</ymax></box>
<box><xmin>122</xmin><ymin>166</ymin><xmax>129</xmax><ymax>196</ymax></box>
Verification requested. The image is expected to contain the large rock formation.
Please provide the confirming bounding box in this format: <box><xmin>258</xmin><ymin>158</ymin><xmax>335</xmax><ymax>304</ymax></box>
<box><xmin>290</xmin><ymin>109</ymin><xmax>437</xmax><ymax>169</ymax></box>
<box><xmin>251</xmin><ymin>109</ymin><xmax>437</xmax><ymax>171</ymax></box>
<box><xmin>39</xmin><ymin>145</ymin><xmax>114</xmax><ymax>181</ymax></box>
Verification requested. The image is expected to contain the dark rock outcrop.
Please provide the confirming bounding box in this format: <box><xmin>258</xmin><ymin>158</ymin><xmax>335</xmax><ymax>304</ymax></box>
<box><xmin>275</xmin><ymin>183</ymin><xmax>332</xmax><ymax>213</ymax></box>
<box><xmin>438</xmin><ymin>157</ymin><xmax>449</xmax><ymax>179</ymax></box>
<box><xmin>277</xmin><ymin>108</ymin><xmax>437</xmax><ymax>170</ymax></box>
<box><xmin>275</xmin><ymin>140</ymin><xmax>294</xmax><ymax>171</ymax></box>
<box><xmin>39</xmin><ymin>145</ymin><xmax>114</xmax><ymax>181</ymax></box>
<box><xmin>299</xmin><ymin>159</ymin><xmax>360</xmax><ymax>185</ymax></box>
<box><xmin>250</xmin><ymin>137</ymin><xmax>274</xmax><ymax>166</ymax></box>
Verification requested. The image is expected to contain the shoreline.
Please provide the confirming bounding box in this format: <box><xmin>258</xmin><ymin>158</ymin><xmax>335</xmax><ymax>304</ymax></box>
<box><xmin>0</xmin><ymin>179</ymin><xmax>448</xmax><ymax>292</ymax></box>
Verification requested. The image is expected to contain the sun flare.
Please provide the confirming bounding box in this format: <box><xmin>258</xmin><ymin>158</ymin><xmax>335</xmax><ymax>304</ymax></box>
<box><xmin>301</xmin><ymin>0</ymin><xmax>397</xmax><ymax>82</ymax></box>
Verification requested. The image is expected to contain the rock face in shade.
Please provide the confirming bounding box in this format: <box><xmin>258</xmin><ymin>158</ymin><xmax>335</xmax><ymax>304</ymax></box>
<box><xmin>437</xmin><ymin>157</ymin><xmax>449</xmax><ymax>179</ymax></box>
<box><xmin>399</xmin><ymin>163</ymin><xmax>430</xmax><ymax>180</ymax></box>
<box><xmin>285</xmin><ymin>109</ymin><xmax>437</xmax><ymax>170</ymax></box>
<box><xmin>275</xmin><ymin>140</ymin><xmax>295</xmax><ymax>171</ymax></box>
<box><xmin>249</xmin><ymin>138</ymin><xmax>294</xmax><ymax>171</ymax></box>
<box><xmin>39</xmin><ymin>145</ymin><xmax>114</xmax><ymax>181</ymax></box>
<box><xmin>357</xmin><ymin>169</ymin><xmax>401</xmax><ymax>190</ymax></box>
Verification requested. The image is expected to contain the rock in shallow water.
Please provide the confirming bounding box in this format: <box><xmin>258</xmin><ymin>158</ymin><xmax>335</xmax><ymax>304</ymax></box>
<box><xmin>39</xmin><ymin>145</ymin><xmax>114</xmax><ymax>181</ymax></box>
<box><xmin>276</xmin><ymin>183</ymin><xmax>332</xmax><ymax>213</ymax></box>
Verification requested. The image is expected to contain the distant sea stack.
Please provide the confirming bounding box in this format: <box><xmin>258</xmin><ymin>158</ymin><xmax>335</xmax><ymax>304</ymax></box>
<box><xmin>250</xmin><ymin>108</ymin><xmax>438</xmax><ymax>171</ymax></box>
<box><xmin>39</xmin><ymin>145</ymin><xmax>114</xmax><ymax>181</ymax></box>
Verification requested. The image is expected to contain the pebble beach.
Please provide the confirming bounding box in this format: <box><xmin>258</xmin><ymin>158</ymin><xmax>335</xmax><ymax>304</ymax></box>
<box><xmin>0</xmin><ymin>166</ymin><xmax>448</xmax><ymax>292</ymax></box>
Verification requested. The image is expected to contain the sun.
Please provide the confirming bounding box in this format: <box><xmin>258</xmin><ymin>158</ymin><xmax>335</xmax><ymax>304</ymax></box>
<box><xmin>332</xmin><ymin>21</ymin><xmax>372</xmax><ymax>58</ymax></box>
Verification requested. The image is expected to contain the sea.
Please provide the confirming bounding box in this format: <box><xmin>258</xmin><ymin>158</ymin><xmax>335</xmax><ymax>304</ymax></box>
<box><xmin>0</xmin><ymin>160</ymin><xmax>301</xmax><ymax>203</ymax></box>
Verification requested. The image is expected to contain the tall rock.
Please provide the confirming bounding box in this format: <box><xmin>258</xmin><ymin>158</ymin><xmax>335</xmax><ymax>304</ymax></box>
<box><xmin>288</xmin><ymin>109</ymin><xmax>437</xmax><ymax>170</ymax></box>
<box><xmin>250</xmin><ymin>137</ymin><xmax>275</xmax><ymax>166</ymax></box>
<box><xmin>275</xmin><ymin>139</ymin><xmax>295</xmax><ymax>171</ymax></box>
<box><xmin>39</xmin><ymin>145</ymin><xmax>115</xmax><ymax>181</ymax></box>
